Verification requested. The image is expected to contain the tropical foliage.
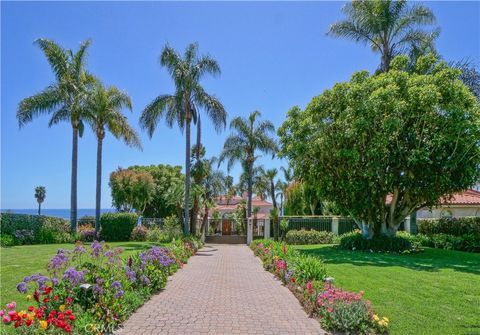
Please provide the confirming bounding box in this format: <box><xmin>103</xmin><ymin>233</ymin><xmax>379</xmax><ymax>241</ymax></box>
<box><xmin>219</xmin><ymin>111</ymin><xmax>278</xmax><ymax>218</ymax></box>
<box><xmin>328</xmin><ymin>0</ymin><xmax>438</xmax><ymax>72</ymax></box>
<box><xmin>34</xmin><ymin>186</ymin><xmax>46</xmax><ymax>215</ymax></box>
<box><xmin>140</xmin><ymin>43</ymin><xmax>226</xmax><ymax>235</ymax></box>
<box><xmin>17</xmin><ymin>39</ymin><xmax>94</xmax><ymax>232</ymax></box>
<box><xmin>84</xmin><ymin>81</ymin><xmax>142</xmax><ymax>235</ymax></box>
<box><xmin>279</xmin><ymin>55</ymin><xmax>480</xmax><ymax>237</ymax></box>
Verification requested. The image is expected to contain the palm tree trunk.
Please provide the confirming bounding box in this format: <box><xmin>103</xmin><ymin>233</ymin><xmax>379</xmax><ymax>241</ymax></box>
<box><xmin>190</xmin><ymin>115</ymin><xmax>202</xmax><ymax>235</ymax></box>
<box><xmin>247</xmin><ymin>162</ymin><xmax>253</xmax><ymax>218</ymax></box>
<box><xmin>70</xmin><ymin>126</ymin><xmax>78</xmax><ymax>233</ymax></box>
<box><xmin>38</xmin><ymin>202</ymin><xmax>41</xmax><ymax>216</ymax></box>
<box><xmin>184</xmin><ymin>117</ymin><xmax>191</xmax><ymax>235</ymax></box>
<box><xmin>95</xmin><ymin>136</ymin><xmax>103</xmax><ymax>238</ymax></box>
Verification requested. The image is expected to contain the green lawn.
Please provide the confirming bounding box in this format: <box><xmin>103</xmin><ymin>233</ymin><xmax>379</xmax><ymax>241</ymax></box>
<box><xmin>0</xmin><ymin>242</ymin><xmax>157</xmax><ymax>310</ymax></box>
<box><xmin>295</xmin><ymin>245</ymin><xmax>480</xmax><ymax>335</ymax></box>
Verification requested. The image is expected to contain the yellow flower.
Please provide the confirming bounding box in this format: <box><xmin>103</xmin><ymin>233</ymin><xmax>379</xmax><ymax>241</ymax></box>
<box><xmin>382</xmin><ymin>317</ymin><xmax>389</xmax><ymax>322</ymax></box>
<box><xmin>39</xmin><ymin>320</ymin><xmax>48</xmax><ymax>330</ymax></box>
<box><xmin>379</xmin><ymin>320</ymin><xmax>387</xmax><ymax>327</ymax></box>
<box><xmin>18</xmin><ymin>311</ymin><xmax>27</xmax><ymax>318</ymax></box>
<box><xmin>59</xmin><ymin>305</ymin><xmax>65</xmax><ymax>312</ymax></box>
<box><xmin>373</xmin><ymin>314</ymin><xmax>380</xmax><ymax>322</ymax></box>
<box><xmin>27</xmin><ymin>312</ymin><xmax>35</xmax><ymax>321</ymax></box>
<box><xmin>26</xmin><ymin>295</ymin><xmax>32</xmax><ymax>301</ymax></box>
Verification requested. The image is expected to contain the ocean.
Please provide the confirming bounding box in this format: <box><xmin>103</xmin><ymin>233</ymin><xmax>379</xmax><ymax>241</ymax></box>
<box><xmin>1</xmin><ymin>208</ymin><xmax>115</xmax><ymax>220</ymax></box>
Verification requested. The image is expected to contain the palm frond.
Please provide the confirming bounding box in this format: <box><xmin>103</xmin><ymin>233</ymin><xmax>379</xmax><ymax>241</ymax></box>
<box><xmin>193</xmin><ymin>86</ymin><xmax>226</xmax><ymax>132</ymax></box>
<box><xmin>17</xmin><ymin>86</ymin><xmax>63</xmax><ymax>127</ymax></box>
<box><xmin>34</xmin><ymin>39</ymin><xmax>69</xmax><ymax>81</ymax></box>
<box><xmin>140</xmin><ymin>94</ymin><xmax>177</xmax><ymax>137</ymax></box>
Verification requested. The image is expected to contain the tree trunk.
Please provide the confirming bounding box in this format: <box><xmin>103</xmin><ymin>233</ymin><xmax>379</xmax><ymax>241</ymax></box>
<box><xmin>70</xmin><ymin>126</ymin><xmax>78</xmax><ymax>233</ymax></box>
<box><xmin>95</xmin><ymin>136</ymin><xmax>103</xmax><ymax>238</ymax></box>
<box><xmin>184</xmin><ymin>117</ymin><xmax>191</xmax><ymax>235</ymax></box>
<box><xmin>200</xmin><ymin>202</ymin><xmax>208</xmax><ymax>243</ymax></box>
<box><xmin>270</xmin><ymin>181</ymin><xmax>277</xmax><ymax>209</ymax></box>
<box><xmin>247</xmin><ymin>162</ymin><xmax>253</xmax><ymax>218</ymax></box>
<box><xmin>38</xmin><ymin>202</ymin><xmax>41</xmax><ymax>216</ymax></box>
<box><xmin>190</xmin><ymin>116</ymin><xmax>202</xmax><ymax>235</ymax></box>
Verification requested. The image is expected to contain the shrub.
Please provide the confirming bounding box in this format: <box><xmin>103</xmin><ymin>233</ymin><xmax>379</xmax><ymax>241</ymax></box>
<box><xmin>397</xmin><ymin>231</ymin><xmax>480</xmax><ymax>253</ymax></box>
<box><xmin>100</xmin><ymin>212</ymin><xmax>138</xmax><ymax>241</ymax></box>
<box><xmin>162</xmin><ymin>215</ymin><xmax>183</xmax><ymax>241</ymax></box>
<box><xmin>286</xmin><ymin>229</ymin><xmax>335</xmax><ymax>245</ymax></box>
<box><xmin>0</xmin><ymin>235</ymin><xmax>17</xmax><ymax>247</ymax></box>
<box><xmin>339</xmin><ymin>231</ymin><xmax>414</xmax><ymax>252</ymax></box>
<box><xmin>78</xmin><ymin>224</ymin><xmax>96</xmax><ymax>242</ymax></box>
<box><xmin>131</xmin><ymin>225</ymin><xmax>148</xmax><ymax>241</ymax></box>
<box><xmin>418</xmin><ymin>217</ymin><xmax>480</xmax><ymax>236</ymax></box>
<box><xmin>0</xmin><ymin>213</ymin><xmax>70</xmax><ymax>245</ymax></box>
<box><xmin>317</xmin><ymin>284</ymin><xmax>388</xmax><ymax>334</ymax></box>
<box><xmin>290</xmin><ymin>254</ymin><xmax>326</xmax><ymax>284</ymax></box>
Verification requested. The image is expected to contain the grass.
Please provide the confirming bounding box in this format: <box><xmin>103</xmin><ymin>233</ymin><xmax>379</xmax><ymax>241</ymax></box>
<box><xmin>0</xmin><ymin>241</ymin><xmax>157</xmax><ymax>310</ymax></box>
<box><xmin>295</xmin><ymin>245</ymin><xmax>480</xmax><ymax>335</ymax></box>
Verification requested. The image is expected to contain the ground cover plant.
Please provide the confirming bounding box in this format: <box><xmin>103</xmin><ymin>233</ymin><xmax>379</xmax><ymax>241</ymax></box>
<box><xmin>0</xmin><ymin>238</ymin><xmax>201</xmax><ymax>334</ymax></box>
<box><xmin>296</xmin><ymin>244</ymin><xmax>480</xmax><ymax>335</ymax></box>
<box><xmin>250</xmin><ymin>239</ymin><xmax>389</xmax><ymax>334</ymax></box>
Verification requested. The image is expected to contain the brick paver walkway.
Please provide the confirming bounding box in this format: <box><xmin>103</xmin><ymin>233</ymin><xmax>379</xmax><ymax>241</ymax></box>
<box><xmin>116</xmin><ymin>244</ymin><xmax>326</xmax><ymax>335</ymax></box>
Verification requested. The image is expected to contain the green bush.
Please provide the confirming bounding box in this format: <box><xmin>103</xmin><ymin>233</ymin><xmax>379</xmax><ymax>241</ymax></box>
<box><xmin>0</xmin><ymin>234</ymin><xmax>17</xmax><ymax>247</ymax></box>
<box><xmin>286</xmin><ymin>229</ymin><xmax>335</xmax><ymax>245</ymax></box>
<box><xmin>131</xmin><ymin>225</ymin><xmax>148</xmax><ymax>241</ymax></box>
<box><xmin>290</xmin><ymin>254</ymin><xmax>326</xmax><ymax>283</ymax></box>
<box><xmin>100</xmin><ymin>212</ymin><xmax>138</xmax><ymax>241</ymax></box>
<box><xmin>338</xmin><ymin>231</ymin><xmax>413</xmax><ymax>252</ymax></box>
<box><xmin>0</xmin><ymin>213</ymin><xmax>70</xmax><ymax>245</ymax></box>
<box><xmin>418</xmin><ymin>217</ymin><xmax>480</xmax><ymax>236</ymax></box>
<box><xmin>409</xmin><ymin>233</ymin><xmax>479</xmax><ymax>253</ymax></box>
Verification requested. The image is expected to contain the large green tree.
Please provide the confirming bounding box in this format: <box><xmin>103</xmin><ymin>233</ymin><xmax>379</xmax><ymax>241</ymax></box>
<box><xmin>219</xmin><ymin>111</ymin><xmax>278</xmax><ymax>218</ymax></box>
<box><xmin>140</xmin><ymin>43</ymin><xmax>226</xmax><ymax>235</ymax></box>
<box><xmin>84</xmin><ymin>81</ymin><xmax>142</xmax><ymax>236</ymax></box>
<box><xmin>279</xmin><ymin>55</ymin><xmax>480</xmax><ymax>237</ymax></box>
<box><xmin>328</xmin><ymin>0</ymin><xmax>438</xmax><ymax>72</ymax></box>
<box><xmin>17</xmin><ymin>39</ymin><xmax>93</xmax><ymax>232</ymax></box>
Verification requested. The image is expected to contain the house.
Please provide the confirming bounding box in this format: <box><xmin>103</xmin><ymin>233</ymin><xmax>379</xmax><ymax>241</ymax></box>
<box><xmin>416</xmin><ymin>189</ymin><xmax>480</xmax><ymax>219</ymax></box>
<box><xmin>213</xmin><ymin>194</ymin><xmax>273</xmax><ymax>219</ymax></box>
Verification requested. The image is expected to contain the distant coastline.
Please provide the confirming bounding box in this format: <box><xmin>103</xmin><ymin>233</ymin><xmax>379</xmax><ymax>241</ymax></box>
<box><xmin>1</xmin><ymin>208</ymin><xmax>115</xmax><ymax>220</ymax></box>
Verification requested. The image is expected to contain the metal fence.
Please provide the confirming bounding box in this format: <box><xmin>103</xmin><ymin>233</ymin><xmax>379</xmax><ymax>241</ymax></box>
<box><xmin>266</xmin><ymin>216</ymin><xmax>360</xmax><ymax>236</ymax></box>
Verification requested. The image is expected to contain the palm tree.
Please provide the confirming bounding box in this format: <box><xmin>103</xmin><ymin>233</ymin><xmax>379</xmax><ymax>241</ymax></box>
<box><xmin>328</xmin><ymin>0</ymin><xmax>437</xmax><ymax>72</ymax></box>
<box><xmin>219</xmin><ymin>111</ymin><xmax>278</xmax><ymax>218</ymax></box>
<box><xmin>264</xmin><ymin>168</ymin><xmax>279</xmax><ymax>209</ymax></box>
<box><xmin>84</xmin><ymin>81</ymin><xmax>142</xmax><ymax>236</ymax></box>
<box><xmin>17</xmin><ymin>39</ymin><xmax>93</xmax><ymax>232</ymax></box>
<box><xmin>34</xmin><ymin>186</ymin><xmax>46</xmax><ymax>215</ymax></box>
<box><xmin>140</xmin><ymin>43</ymin><xmax>226</xmax><ymax>235</ymax></box>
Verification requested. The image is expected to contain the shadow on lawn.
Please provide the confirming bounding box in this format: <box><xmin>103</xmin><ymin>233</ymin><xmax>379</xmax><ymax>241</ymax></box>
<box><xmin>112</xmin><ymin>243</ymin><xmax>156</xmax><ymax>251</ymax></box>
<box><xmin>299</xmin><ymin>246</ymin><xmax>480</xmax><ymax>275</ymax></box>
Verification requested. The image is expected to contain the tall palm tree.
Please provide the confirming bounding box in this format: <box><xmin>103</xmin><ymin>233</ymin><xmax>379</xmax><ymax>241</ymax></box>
<box><xmin>34</xmin><ymin>186</ymin><xmax>46</xmax><ymax>215</ymax></box>
<box><xmin>328</xmin><ymin>0</ymin><xmax>437</xmax><ymax>72</ymax></box>
<box><xmin>219</xmin><ymin>111</ymin><xmax>278</xmax><ymax>218</ymax></box>
<box><xmin>17</xmin><ymin>39</ymin><xmax>94</xmax><ymax>232</ymax></box>
<box><xmin>84</xmin><ymin>81</ymin><xmax>142</xmax><ymax>236</ymax></box>
<box><xmin>140</xmin><ymin>43</ymin><xmax>226</xmax><ymax>235</ymax></box>
<box><xmin>264</xmin><ymin>168</ymin><xmax>279</xmax><ymax>209</ymax></box>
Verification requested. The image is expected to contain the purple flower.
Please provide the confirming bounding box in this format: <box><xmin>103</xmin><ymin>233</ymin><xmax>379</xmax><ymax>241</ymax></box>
<box><xmin>93</xmin><ymin>277</ymin><xmax>105</xmax><ymax>295</ymax></box>
<box><xmin>91</xmin><ymin>240</ymin><xmax>103</xmax><ymax>257</ymax></box>
<box><xmin>63</xmin><ymin>268</ymin><xmax>86</xmax><ymax>285</ymax></box>
<box><xmin>111</xmin><ymin>280</ymin><xmax>124</xmax><ymax>297</ymax></box>
<box><xmin>74</xmin><ymin>244</ymin><xmax>86</xmax><ymax>254</ymax></box>
<box><xmin>48</xmin><ymin>250</ymin><xmax>69</xmax><ymax>272</ymax></box>
<box><xmin>16</xmin><ymin>282</ymin><xmax>28</xmax><ymax>294</ymax></box>
<box><xmin>140</xmin><ymin>275</ymin><xmax>150</xmax><ymax>286</ymax></box>
<box><xmin>125</xmin><ymin>267</ymin><xmax>137</xmax><ymax>282</ymax></box>
<box><xmin>52</xmin><ymin>277</ymin><xmax>59</xmax><ymax>286</ymax></box>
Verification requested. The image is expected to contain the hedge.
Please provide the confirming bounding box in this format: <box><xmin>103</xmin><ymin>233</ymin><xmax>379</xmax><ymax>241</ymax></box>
<box><xmin>338</xmin><ymin>231</ymin><xmax>414</xmax><ymax>252</ymax></box>
<box><xmin>285</xmin><ymin>229</ymin><xmax>335</xmax><ymax>245</ymax></box>
<box><xmin>100</xmin><ymin>212</ymin><xmax>138</xmax><ymax>241</ymax></box>
<box><xmin>0</xmin><ymin>213</ymin><xmax>71</xmax><ymax>245</ymax></box>
<box><xmin>418</xmin><ymin>217</ymin><xmax>480</xmax><ymax>236</ymax></box>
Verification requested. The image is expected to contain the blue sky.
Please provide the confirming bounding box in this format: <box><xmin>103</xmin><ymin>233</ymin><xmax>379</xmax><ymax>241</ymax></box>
<box><xmin>1</xmin><ymin>1</ymin><xmax>479</xmax><ymax>209</ymax></box>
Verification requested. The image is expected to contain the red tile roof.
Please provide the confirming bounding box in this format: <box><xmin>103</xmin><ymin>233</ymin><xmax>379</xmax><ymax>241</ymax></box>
<box><xmin>386</xmin><ymin>189</ymin><xmax>480</xmax><ymax>206</ymax></box>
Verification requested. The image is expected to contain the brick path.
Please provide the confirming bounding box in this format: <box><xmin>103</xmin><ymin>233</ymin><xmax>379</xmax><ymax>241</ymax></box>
<box><xmin>116</xmin><ymin>244</ymin><xmax>326</xmax><ymax>335</ymax></box>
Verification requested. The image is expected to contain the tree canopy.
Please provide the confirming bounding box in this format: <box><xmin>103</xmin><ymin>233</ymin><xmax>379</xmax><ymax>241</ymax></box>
<box><xmin>279</xmin><ymin>55</ymin><xmax>480</xmax><ymax>237</ymax></box>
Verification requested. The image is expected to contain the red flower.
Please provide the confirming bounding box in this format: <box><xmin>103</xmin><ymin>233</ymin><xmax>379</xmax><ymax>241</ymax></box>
<box><xmin>65</xmin><ymin>310</ymin><xmax>72</xmax><ymax>316</ymax></box>
<box><xmin>27</xmin><ymin>306</ymin><xmax>34</xmax><ymax>312</ymax></box>
<box><xmin>54</xmin><ymin>295</ymin><xmax>59</xmax><ymax>301</ymax></box>
<box><xmin>64</xmin><ymin>324</ymin><xmax>72</xmax><ymax>333</ymax></box>
<box><xmin>66</xmin><ymin>297</ymin><xmax>73</xmax><ymax>305</ymax></box>
<box><xmin>57</xmin><ymin>313</ymin><xmax>65</xmax><ymax>320</ymax></box>
<box><xmin>33</xmin><ymin>290</ymin><xmax>39</xmax><ymax>302</ymax></box>
<box><xmin>43</xmin><ymin>298</ymin><xmax>50</xmax><ymax>303</ymax></box>
<box><xmin>26</xmin><ymin>319</ymin><xmax>33</xmax><ymax>326</ymax></box>
<box><xmin>68</xmin><ymin>315</ymin><xmax>75</xmax><ymax>321</ymax></box>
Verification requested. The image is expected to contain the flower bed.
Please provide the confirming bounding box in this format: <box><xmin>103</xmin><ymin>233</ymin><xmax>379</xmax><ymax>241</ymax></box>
<box><xmin>250</xmin><ymin>239</ymin><xmax>389</xmax><ymax>334</ymax></box>
<box><xmin>1</xmin><ymin>237</ymin><xmax>202</xmax><ymax>334</ymax></box>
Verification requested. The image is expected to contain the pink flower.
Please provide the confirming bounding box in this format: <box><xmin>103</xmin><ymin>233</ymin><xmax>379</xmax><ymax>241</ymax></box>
<box><xmin>0</xmin><ymin>310</ymin><xmax>4</xmax><ymax>317</ymax></box>
<box><xmin>6</xmin><ymin>302</ymin><xmax>16</xmax><ymax>310</ymax></box>
<box><xmin>307</xmin><ymin>280</ymin><xmax>313</xmax><ymax>296</ymax></box>
<box><xmin>327</xmin><ymin>308</ymin><xmax>333</xmax><ymax>313</ymax></box>
<box><xmin>2</xmin><ymin>316</ymin><xmax>11</xmax><ymax>324</ymax></box>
